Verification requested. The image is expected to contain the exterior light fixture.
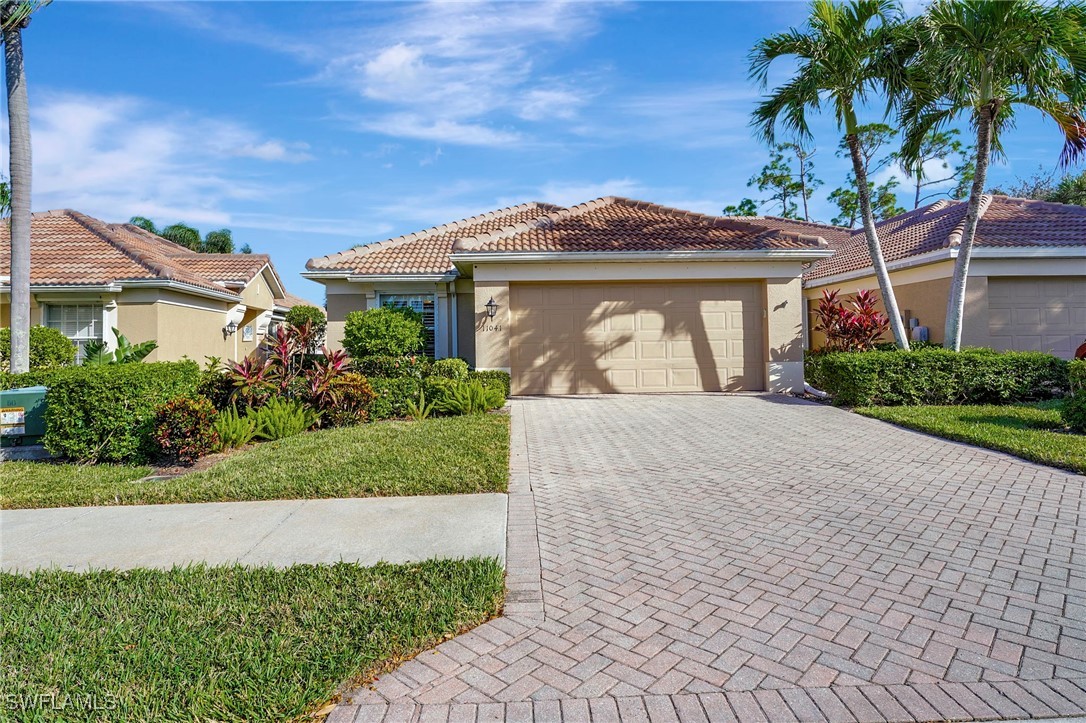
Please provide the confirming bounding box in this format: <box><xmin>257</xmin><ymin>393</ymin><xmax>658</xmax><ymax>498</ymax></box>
<box><xmin>223</xmin><ymin>321</ymin><xmax>239</xmax><ymax>339</ymax></box>
<box><xmin>484</xmin><ymin>297</ymin><xmax>499</xmax><ymax>318</ymax></box>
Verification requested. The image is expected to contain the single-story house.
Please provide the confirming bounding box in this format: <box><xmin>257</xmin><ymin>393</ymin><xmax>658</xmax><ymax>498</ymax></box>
<box><xmin>804</xmin><ymin>195</ymin><xmax>1086</xmax><ymax>358</ymax></box>
<box><xmin>305</xmin><ymin>197</ymin><xmax>842</xmax><ymax>394</ymax></box>
<box><xmin>0</xmin><ymin>209</ymin><xmax>312</xmax><ymax>363</ymax></box>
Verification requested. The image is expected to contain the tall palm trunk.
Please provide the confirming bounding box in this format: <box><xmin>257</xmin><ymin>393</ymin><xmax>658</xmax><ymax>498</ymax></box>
<box><xmin>4</xmin><ymin>21</ymin><xmax>31</xmax><ymax>373</ymax></box>
<box><xmin>943</xmin><ymin>103</ymin><xmax>995</xmax><ymax>351</ymax></box>
<box><xmin>846</xmin><ymin>130</ymin><xmax>910</xmax><ymax>350</ymax></box>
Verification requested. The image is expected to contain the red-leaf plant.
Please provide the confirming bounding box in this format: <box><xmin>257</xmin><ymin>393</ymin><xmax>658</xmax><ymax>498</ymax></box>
<box><xmin>813</xmin><ymin>289</ymin><xmax>890</xmax><ymax>352</ymax></box>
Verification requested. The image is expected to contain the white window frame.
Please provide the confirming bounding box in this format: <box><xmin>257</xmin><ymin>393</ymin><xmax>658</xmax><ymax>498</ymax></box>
<box><xmin>378</xmin><ymin>293</ymin><xmax>437</xmax><ymax>358</ymax></box>
<box><xmin>43</xmin><ymin>303</ymin><xmax>104</xmax><ymax>363</ymax></box>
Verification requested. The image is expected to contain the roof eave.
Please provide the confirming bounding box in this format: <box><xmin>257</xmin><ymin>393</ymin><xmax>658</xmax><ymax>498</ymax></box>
<box><xmin>450</xmin><ymin>248</ymin><xmax>834</xmax><ymax>272</ymax></box>
<box><xmin>302</xmin><ymin>270</ymin><xmax>458</xmax><ymax>284</ymax></box>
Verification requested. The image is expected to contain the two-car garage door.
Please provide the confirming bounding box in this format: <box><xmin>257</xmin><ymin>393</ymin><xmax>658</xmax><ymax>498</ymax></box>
<box><xmin>988</xmin><ymin>277</ymin><xmax>1086</xmax><ymax>358</ymax></box>
<box><xmin>509</xmin><ymin>281</ymin><xmax>764</xmax><ymax>395</ymax></box>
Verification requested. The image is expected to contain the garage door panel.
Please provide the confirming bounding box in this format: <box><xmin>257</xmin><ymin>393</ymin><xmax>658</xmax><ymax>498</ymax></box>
<box><xmin>510</xmin><ymin>281</ymin><xmax>765</xmax><ymax>394</ymax></box>
<box><xmin>988</xmin><ymin>277</ymin><xmax>1086</xmax><ymax>359</ymax></box>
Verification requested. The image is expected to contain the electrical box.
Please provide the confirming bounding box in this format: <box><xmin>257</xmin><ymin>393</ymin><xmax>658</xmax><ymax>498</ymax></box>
<box><xmin>1</xmin><ymin>385</ymin><xmax>48</xmax><ymax>447</ymax></box>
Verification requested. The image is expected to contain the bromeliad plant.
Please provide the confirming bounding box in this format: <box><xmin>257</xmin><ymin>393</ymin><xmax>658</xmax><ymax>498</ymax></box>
<box><xmin>813</xmin><ymin>289</ymin><xmax>890</xmax><ymax>352</ymax></box>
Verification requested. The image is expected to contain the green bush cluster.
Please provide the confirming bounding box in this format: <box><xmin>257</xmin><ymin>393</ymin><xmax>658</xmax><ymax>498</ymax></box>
<box><xmin>1062</xmin><ymin>360</ymin><xmax>1086</xmax><ymax>433</ymax></box>
<box><xmin>343</xmin><ymin>306</ymin><xmax>425</xmax><ymax>358</ymax></box>
<box><xmin>806</xmin><ymin>348</ymin><xmax>1069</xmax><ymax>407</ymax></box>
<box><xmin>353</xmin><ymin>355</ymin><xmax>431</xmax><ymax>379</ymax></box>
<box><xmin>430</xmin><ymin>358</ymin><xmax>469</xmax><ymax>381</ymax></box>
<box><xmin>0</xmin><ymin>326</ymin><xmax>76</xmax><ymax>370</ymax></box>
<box><xmin>152</xmin><ymin>396</ymin><xmax>220</xmax><ymax>466</ymax></box>
<box><xmin>283</xmin><ymin>305</ymin><xmax>327</xmax><ymax>351</ymax></box>
<box><xmin>367</xmin><ymin>371</ymin><xmax>508</xmax><ymax>420</ymax></box>
<box><xmin>468</xmin><ymin>370</ymin><xmax>511</xmax><ymax>397</ymax></box>
<box><xmin>41</xmin><ymin>362</ymin><xmax>201</xmax><ymax>463</ymax></box>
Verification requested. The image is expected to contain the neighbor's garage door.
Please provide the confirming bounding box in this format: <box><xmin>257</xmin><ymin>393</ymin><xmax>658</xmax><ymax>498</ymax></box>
<box><xmin>988</xmin><ymin>277</ymin><xmax>1086</xmax><ymax>359</ymax></box>
<box><xmin>510</xmin><ymin>281</ymin><xmax>764</xmax><ymax>395</ymax></box>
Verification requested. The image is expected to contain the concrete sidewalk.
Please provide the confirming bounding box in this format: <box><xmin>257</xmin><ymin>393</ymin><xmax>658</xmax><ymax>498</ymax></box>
<box><xmin>1</xmin><ymin>494</ymin><xmax>507</xmax><ymax>572</ymax></box>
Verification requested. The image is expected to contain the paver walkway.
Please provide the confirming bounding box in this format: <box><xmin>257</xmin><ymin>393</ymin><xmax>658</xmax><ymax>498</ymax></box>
<box><xmin>1</xmin><ymin>494</ymin><xmax>507</xmax><ymax>571</ymax></box>
<box><xmin>333</xmin><ymin>394</ymin><xmax>1086</xmax><ymax>722</ymax></box>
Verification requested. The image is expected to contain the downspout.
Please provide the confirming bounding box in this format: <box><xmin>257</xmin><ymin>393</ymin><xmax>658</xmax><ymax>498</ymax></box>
<box><xmin>804</xmin><ymin>381</ymin><xmax>830</xmax><ymax>399</ymax></box>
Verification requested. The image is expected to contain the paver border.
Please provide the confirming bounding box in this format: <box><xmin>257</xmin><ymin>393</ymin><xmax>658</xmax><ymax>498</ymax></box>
<box><xmin>500</xmin><ymin>403</ymin><xmax>545</xmax><ymax>624</ymax></box>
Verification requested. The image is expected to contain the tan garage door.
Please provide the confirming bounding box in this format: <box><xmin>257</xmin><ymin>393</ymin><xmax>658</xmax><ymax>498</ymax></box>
<box><xmin>510</xmin><ymin>281</ymin><xmax>764</xmax><ymax>394</ymax></box>
<box><xmin>988</xmin><ymin>277</ymin><xmax>1086</xmax><ymax>358</ymax></box>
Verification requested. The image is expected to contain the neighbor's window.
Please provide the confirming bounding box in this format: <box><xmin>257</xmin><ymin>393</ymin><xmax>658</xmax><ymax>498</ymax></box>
<box><xmin>379</xmin><ymin>293</ymin><xmax>435</xmax><ymax>357</ymax></box>
<box><xmin>44</xmin><ymin>304</ymin><xmax>102</xmax><ymax>363</ymax></box>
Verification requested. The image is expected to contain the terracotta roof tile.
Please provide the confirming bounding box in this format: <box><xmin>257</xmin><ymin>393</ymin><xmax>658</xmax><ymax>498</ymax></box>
<box><xmin>0</xmin><ymin>209</ymin><xmax>281</xmax><ymax>299</ymax></box>
<box><xmin>805</xmin><ymin>195</ymin><xmax>1086</xmax><ymax>282</ymax></box>
<box><xmin>453</xmin><ymin>197</ymin><xmax>835</xmax><ymax>253</ymax></box>
<box><xmin>306</xmin><ymin>202</ymin><xmax>565</xmax><ymax>275</ymax></box>
<box><xmin>274</xmin><ymin>292</ymin><xmax>322</xmax><ymax>312</ymax></box>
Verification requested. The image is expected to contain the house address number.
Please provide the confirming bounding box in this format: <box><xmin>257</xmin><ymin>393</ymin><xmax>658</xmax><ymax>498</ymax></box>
<box><xmin>482</xmin><ymin>324</ymin><xmax>503</xmax><ymax>332</ymax></box>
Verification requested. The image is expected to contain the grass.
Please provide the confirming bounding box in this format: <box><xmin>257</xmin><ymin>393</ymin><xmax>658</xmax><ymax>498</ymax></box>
<box><xmin>856</xmin><ymin>400</ymin><xmax>1086</xmax><ymax>474</ymax></box>
<box><xmin>1</xmin><ymin>559</ymin><xmax>504</xmax><ymax>722</ymax></box>
<box><xmin>1</xmin><ymin>414</ymin><xmax>510</xmax><ymax>509</ymax></box>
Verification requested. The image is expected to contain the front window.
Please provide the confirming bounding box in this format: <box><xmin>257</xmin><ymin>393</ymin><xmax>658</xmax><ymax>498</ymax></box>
<box><xmin>45</xmin><ymin>304</ymin><xmax>102</xmax><ymax>363</ymax></box>
<box><xmin>379</xmin><ymin>293</ymin><xmax>435</xmax><ymax>357</ymax></box>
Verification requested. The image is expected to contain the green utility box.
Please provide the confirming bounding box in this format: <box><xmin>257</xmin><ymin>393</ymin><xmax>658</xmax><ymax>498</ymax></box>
<box><xmin>1</xmin><ymin>385</ymin><xmax>48</xmax><ymax>447</ymax></box>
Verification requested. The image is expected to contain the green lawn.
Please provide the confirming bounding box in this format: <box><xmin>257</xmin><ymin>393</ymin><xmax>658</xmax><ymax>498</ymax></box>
<box><xmin>856</xmin><ymin>400</ymin><xmax>1086</xmax><ymax>474</ymax></box>
<box><xmin>2</xmin><ymin>413</ymin><xmax>510</xmax><ymax>509</ymax></box>
<box><xmin>1</xmin><ymin>559</ymin><xmax>503</xmax><ymax>722</ymax></box>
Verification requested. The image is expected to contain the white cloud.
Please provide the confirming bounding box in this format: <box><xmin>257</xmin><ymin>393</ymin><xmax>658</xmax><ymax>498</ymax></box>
<box><xmin>320</xmin><ymin>1</ymin><xmax>609</xmax><ymax>146</ymax></box>
<box><xmin>534</xmin><ymin>178</ymin><xmax>647</xmax><ymax>207</ymax></box>
<box><xmin>360</xmin><ymin>114</ymin><xmax>522</xmax><ymax>147</ymax></box>
<box><xmin>1</xmin><ymin>91</ymin><xmax>310</xmax><ymax>224</ymax></box>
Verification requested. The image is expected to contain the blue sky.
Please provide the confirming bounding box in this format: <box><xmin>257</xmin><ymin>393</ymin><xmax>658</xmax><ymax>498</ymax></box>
<box><xmin>8</xmin><ymin>1</ymin><xmax>1078</xmax><ymax>300</ymax></box>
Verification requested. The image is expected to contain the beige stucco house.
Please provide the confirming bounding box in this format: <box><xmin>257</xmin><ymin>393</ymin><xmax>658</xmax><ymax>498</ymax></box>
<box><xmin>804</xmin><ymin>195</ymin><xmax>1086</xmax><ymax>358</ymax></box>
<box><xmin>0</xmin><ymin>209</ymin><xmax>312</xmax><ymax>363</ymax></box>
<box><xmin>306</xmin><ymin>197</ymin><xmax>840</xmax><ymax>394</ymax></box>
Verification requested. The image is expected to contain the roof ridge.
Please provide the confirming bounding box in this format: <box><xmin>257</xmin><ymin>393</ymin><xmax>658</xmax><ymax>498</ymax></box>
<box><xmin>989</xmin><ymin>193</ymin><xmax>1086</xmax><ymax>214</ymax></box>
<box><xmin>947</xmin><ymin>194</ymin><xmax>994</xmax><ymax>247</ymax></box>
<box><xmin>747</xmin><ymin>214</ymin><xmax>848</xmax><ymax>232</ymax></box>
<box><xmin>64</xmin><ymin>211</ymin><xmax>186</xmax><ymax>283</ymax></box>
<box><xmin>307</xmin><ymin>201</ymin><xmax>564</xmax><ymax>270</ymax></box>
<box><xmin>116</xmin><ymin>222</ymin><xmax>202</xmax><ymax>256</ymax></box>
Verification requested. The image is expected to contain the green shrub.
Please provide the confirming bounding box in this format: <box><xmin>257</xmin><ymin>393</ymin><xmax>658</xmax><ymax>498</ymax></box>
<box><xmin>405</xmin><ymin>388</ymin><xmax>437</xmax><ymax>421</ymax></box>
<box><xmin>435</xmin><ymin>380</ymin><xmax>506</xmax><ymax>415</ymax></box>
<box><xmin>197</xmin><ymin>367</ymin><xmax>234</xmax><ymax>410</ymax></box>
<box><xmin>152</xmin><ymin>396</ymin><xmax>220</xmax><ymax>465</ymax></box>
<box><xmin>1063</xmin><ymin>360</ymin><xmax>1086</xmax><ymax>433</ymax></box>
<box><xmin>250</xmin><ymin>396</ymin><xmax>316</xmax><ymax>440</ymax></box>
<box><xmin>808</xmin><ymin>348</ymin><xmax>1069</xmax><ymax>406</ymax></box>
<box><xmin>366</xmin><ymin>377</ymin><xmax>422</xmax><ymax>420</ymax></box>
<box><xmin>42</xmin><ymin>362</ymin><xmax>201</xmax><ymax>463</ymax></box>
<box><xmin>343</xmin><ymin>306</ymin><xmax>425</xmax><ymax>358</ymax></box>
<box><xmin>284</xmin><ymin>305</ymin><xmax>327</xmax><ymax>351</ymax></box>
<box><xmin>0</xmin><ymin>325</ymin><xmax>76</xmax><ymax>370</ymax></box>
<box><xmin>468</xmin><ymin>369</ymin><xmax>511</xmax><ymax>398</ymax></box>
<box><xmin>212</xmin><ymin>405</ymin><xmax>258</xmax><ymax>451</ymax></box>
<box><xmin>431</xmin><ymin>358</ymin><xmax>469</xmax><ymax>381</ymax></box>
<box><xmin>353</xmin><ymin>355</ymin><xmax>431</xmax><ymax>379</ymax></box>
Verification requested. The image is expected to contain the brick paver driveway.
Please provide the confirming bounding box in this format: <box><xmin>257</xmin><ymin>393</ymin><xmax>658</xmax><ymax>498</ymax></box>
<box><xmin>335</xmin><ymin>395</ymin><xmax>1086</xmax><ymax>722</ymax></box>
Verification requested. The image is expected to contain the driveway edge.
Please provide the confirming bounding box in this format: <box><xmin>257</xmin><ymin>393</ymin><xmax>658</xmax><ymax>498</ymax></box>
<box><xmin>501</xmin><ymin>402</ymin><xmax>545</xmax><ymax>624</ymax></box>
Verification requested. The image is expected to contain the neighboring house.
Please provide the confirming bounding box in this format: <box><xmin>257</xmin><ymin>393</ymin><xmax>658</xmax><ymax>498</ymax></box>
<box><xmin>0</xmin><ymin>209</ymin><xmax>312</xmax><ymax>363</ymax></box>
<box><xmin>306</xmin><ymin>197</ymin><xmax>839</xmax><ymax>394</ymax></box>
<box><xmin>804</xmin><ymin>195</ymin><xmax>1086</xmax><ymax>358</ymax></box>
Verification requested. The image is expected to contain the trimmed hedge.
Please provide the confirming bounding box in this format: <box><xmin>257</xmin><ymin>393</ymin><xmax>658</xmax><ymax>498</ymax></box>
<box><xmin>367</xmin><ymin>377</ymin><xmax>423</xmax><ymax>420</ymax></box>
<box><xmin>468</xmin><ymin>370</ymin><xmax>511</xmax><ymax>398</ymax></box>
<box><xmin>431</xmin><ymin>357</ymin><xmax>469</xmax><ymax>381</ymax></box>
<box><xmin>1063</xmin><ymin>360</ymin><xmax>1086</xmax><ymax>433</ymax></box>
<box><xmin>41</xmin><ymin>362</ymin><xmax>201</xmax><ymax>463</ymax></box>
<box><xmin>1</xmin><ymin>325</ymin><xmax>77</xmax><ymax>370</ymax></box>
<box><xmin>806</xmin><ymin>348</ymin><xmax>1069</xmax><ymax>407</ymax></box>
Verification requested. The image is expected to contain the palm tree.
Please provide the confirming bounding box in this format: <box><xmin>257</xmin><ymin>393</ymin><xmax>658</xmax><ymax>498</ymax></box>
<box><xmin>750</xmin><ymin>0</ymin><xmax>911</xmax><ymax>349</ymax></box>
<box><xmin>899</xmin><ymin>0</ymin><xmax>1086</xmax><ymax>351</ymax></box>
<box><xmin>2</xmin><ymin>0</ymin><xmax>49</xmax><ymax>374</ymax></box>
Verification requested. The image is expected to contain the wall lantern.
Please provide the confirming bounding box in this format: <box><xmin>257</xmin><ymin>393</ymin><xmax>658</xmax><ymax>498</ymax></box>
<box><xmin>484</xmin><ymin>297</ymin><xmax>499</xmax><ymax>319</ymax></box>
<box><xmin>223</xmin><ymin>321</ymin><xmax>239</xmax><ymax>339</ymax></box>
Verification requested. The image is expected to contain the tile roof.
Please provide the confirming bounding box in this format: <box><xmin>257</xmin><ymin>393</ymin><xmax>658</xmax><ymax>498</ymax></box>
<box><xmin>274</xmin><ymin>291</ymin><xmax>322</xmax><ymax>312</ymax></box>
<box><xmin>453</xmin><ymin>197</ymin><xmax>835</xmax><ymax>254</ymax></box>
<box><xmin>805</xmin><ymin>195</ymin><xmax>1086</xmax><ymax>282</ymax></box>
<box><xmin>0</xmin><ymin>209</ymin><xmax>289</xmax><ymax>300</ymax></box>
<box><xmin>306</xmin><ymin>198</ymin><xmax>838</xmax><ymax>276</ymax></box>
<box><xmin>306</xmin><ymin>202</ymin><xmax>565</xmax><ymax>275</ymax></box>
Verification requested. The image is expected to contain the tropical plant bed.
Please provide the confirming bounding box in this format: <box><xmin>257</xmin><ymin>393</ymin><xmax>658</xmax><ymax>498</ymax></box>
<box><xmin>1</xmin><ymin>559</ymin><xmax>503</xmax><ymax>723</ymax></box>
<box><xmin>1</xmin><ymin>413</ymin><xmax>510</xmax><ymax>509</ymax></box>
<box><xmin>856</xmin><ymin>401</ymin><xmax>1086</xmax><ymax>474</ymax></box>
